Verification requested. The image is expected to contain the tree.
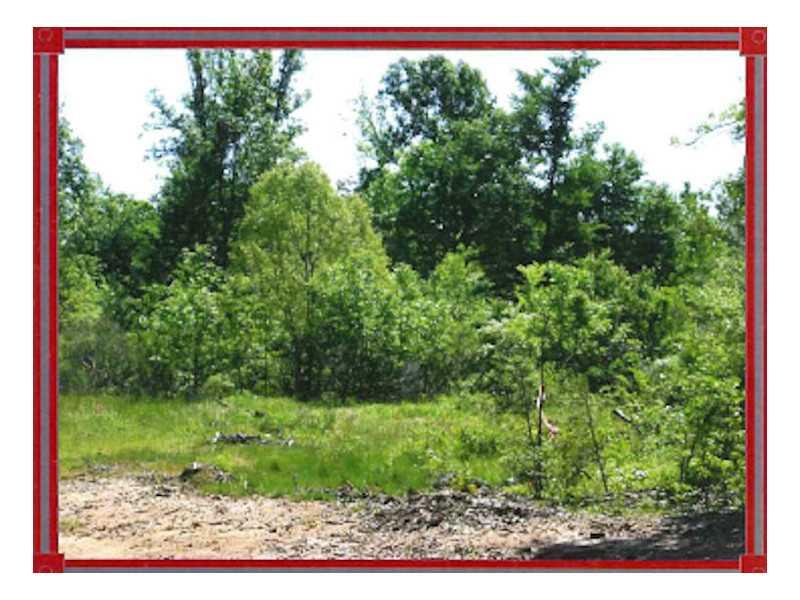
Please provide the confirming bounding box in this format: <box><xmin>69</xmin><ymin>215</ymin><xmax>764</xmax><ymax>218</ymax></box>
<box><xmin>511</xmin><ymin>54</ymin><xmax>600</xmax><ymax>262</ymax></box>
<box><xmin>675</xmin><ymin>99</ymin><xmax>745</xmax><ymax>250</ymax></box>
<box><xmin>481</xmin><ymin>254</ymin><xmax>650</xmax><ymax>495</ymax></box>
<box><xmin>408</xmin><ymin>249</ymin><xmax>493</xmax><ymax>395</ymax></box>
<box><xmin>58</xmin><ymin>116</ymin><xmax>102</xmax><ymax>248</ymax></box>
<box><xmin>306</xmin><ymin>253</ymin><xmax>405</xmax><ymax>399</ymax></box>
<box><xmin>233</xmin><ymin>162</ymin><xmax>387</xmax><ymax>399</ymax></box>
<box><xmin>358</xmin><ymin>56</ymin><xmax>536</xmax><ymax>293</ymax></box>
<box><xmin>58</xmin><ymin>117</ymin><xmax>161</xmax><ymax>318</ymax></box>
<box><xmin>148</xmin><ymin>49</ymin><xmax>307</xmax><ymax>274</ymax></box>
<box><xmin>357</xmin><ymin>55</ymin><xmax>494</xmax><ymax>174</ymax></box>
<box><xmin>358</xmin><ymin>53</ymin><xmax>682</xmax><ymax>293</ymax></box>
<box><xmin>361</xmin><ymin>114</ymin><xmax>532</xmax><ymax>291</ymax></box>
<box><xmin>138</xmin><ymin>246</ymin><xmax>226</xmax><ymax>396</ymax></box>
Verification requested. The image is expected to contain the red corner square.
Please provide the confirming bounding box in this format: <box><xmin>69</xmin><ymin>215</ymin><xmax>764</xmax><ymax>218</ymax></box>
<box><xmin>33</xmin><ymin>28</ymin><xmax>65</xmax><ymax>55</ymax></box>
<box><xmin>739</xmin><ymin>27</ymin><xmax>767</xmax><ymax>56</ymax></box>
<box><xmin>739</xmin><ymin>554</ymin><xmax>767</xmax><ymax>573</ymax></box>
<box><xmin>33</xmin><ymin>553</ymin><xmax>65</xmax><ymax>573</ymax></box>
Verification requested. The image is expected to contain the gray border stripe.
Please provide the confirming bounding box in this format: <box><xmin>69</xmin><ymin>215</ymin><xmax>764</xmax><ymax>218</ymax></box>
<box><xmin>753</xmin><ymin>56</ymin><xmax>765</xmax><ymax>556</ymax></box>
<box><xmin>40</xmin><ymin>54</ymin><xmax>51</xmax><ymax>554</ymax></box>
<box><xmin>63</xmin><ymin>30</ymin><xmax>739</xmax><ymax>43</ymax></box>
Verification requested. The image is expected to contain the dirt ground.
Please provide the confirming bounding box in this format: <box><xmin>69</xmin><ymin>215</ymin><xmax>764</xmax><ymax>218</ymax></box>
<box><xmin>59</xmin><ymin>472</ymin><xmax>743</xmax><ymax>560</ymax></box>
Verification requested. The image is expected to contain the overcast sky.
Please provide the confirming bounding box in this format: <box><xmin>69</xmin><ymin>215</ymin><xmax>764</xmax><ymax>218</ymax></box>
<box><xmin>59</xmin><ymin>49</ymin><xmax>745</xmax><ymax>201</ymax></box>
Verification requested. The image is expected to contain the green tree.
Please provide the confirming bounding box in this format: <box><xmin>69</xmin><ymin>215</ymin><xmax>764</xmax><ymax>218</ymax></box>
<box><xmin>138</xmin><ymin>245</ymin><xmax>226</xmax><ymax>396</ymax></box>
<box><xmin>362</xmin><ymin>114</ymin><xmax>532</xmax><ymax>291</ymax></box>
<box><xmin>511</xmin><ymin>54</ymin><xmax>600</xmax><ymax>262</ymax></box>
<box><xmin>359</xmin><ymin>54</ymin><xmax>683</xmax><ymax>293</ymax></box>
<box><xmin>409</xmin><ymin>249</ymin><xmax>493</xmax><ymax>395</ymax></box>
<box><xmin>481</xmin><ymin>254</ymin><xmax>650</xmax><ymax>495</ymax></box>
<box><xmin>358</xmin><ymin>56</ymin><xmax>535</xmax><ymax>293</ymax></box>
<box><xmin>307</xmin><ymin>253</ymin><xmax>404</xmax><ymax>399</ymax></box>
<box><xmin>233</xmin><ymin>162</ymin><xmax>387</xmax><ymax>398</ymax></box>
<box><xmin>148</xmin><ymin>49</ymin><xmax>307</xmax><ymax>273</ymax></box>
<box><xmin>358</xmin><ymin>55</ymin><xmax>493</xmax><ymax>174</ymax></box>
<box><xmin>59</xmin><ymin>117</ymin><xmax>161</xmax><ymax>312</ymax></box>
<box><xmin>675</xmin><ymin>99</ymin><xmax>745</xmax><ymax>250</ymax></box>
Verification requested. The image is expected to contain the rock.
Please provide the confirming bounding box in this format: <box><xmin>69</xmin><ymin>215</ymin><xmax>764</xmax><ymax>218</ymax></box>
<box><xmin>179</xmin><ymin>462</ymin><xmax>206</xmax><ymax>480</ymax></box>
<box><xmin>210</xmin><ymin>431</ymin><xmax>294</xmax><ymax>447</ymax></box>
<box><xmin>178</xmin><ymin>462</ymin><xmax>231</xmax><ymax>483</ymax></box>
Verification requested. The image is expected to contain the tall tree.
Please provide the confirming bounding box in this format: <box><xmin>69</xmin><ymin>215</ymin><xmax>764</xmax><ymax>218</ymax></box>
<box><xmin>147</xmin><ymin>49</ymin><xmax>307</xmax><ymax>274</ymax></box>
<box><xmin>233</xmin><ymin>162</ymin><xmax>386</xmax><ymax>399</ymax></box>
<box><xmin>358</xmin><ymin>56</ymin><xmax>533</xmax><ymax>293</ymax></box>
<box><xmin>58</xmin><ymin>117</ymin><xmax>160</xmax><ymax>312</ymax></box>
<box><xmin>511</xmin><ymin>54</ymin><xmax>601</xmax><ymax>262</ymax></box>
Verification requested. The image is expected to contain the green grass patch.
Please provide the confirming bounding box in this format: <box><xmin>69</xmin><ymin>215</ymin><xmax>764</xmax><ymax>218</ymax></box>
<box><xmin>60</xmin><ymin>393</ymin><xmax>523</xmax><ymax>499</ymax></box>
<box><xmin>60</xmin><ymin>392</ymin><xmax>685</xmax><ymax>509</ymax></box>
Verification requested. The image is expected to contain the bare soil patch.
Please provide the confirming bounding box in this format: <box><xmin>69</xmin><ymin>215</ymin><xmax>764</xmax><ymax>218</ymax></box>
<box><xmin>60</xmin><ymin>473</ymin><xmax>743</xmax><ymax>560</ymax></box>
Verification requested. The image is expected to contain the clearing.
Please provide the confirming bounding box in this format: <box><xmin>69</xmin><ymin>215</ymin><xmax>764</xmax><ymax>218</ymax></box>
<box><xmin>61</xmin><ymin>471</ymin><xmax>742</xmax><ymax>560</ymax></box>
<box><xmin>59</xmin><ymin>393</ymin><xmax>743</xmax><ymax>559</ymax></box>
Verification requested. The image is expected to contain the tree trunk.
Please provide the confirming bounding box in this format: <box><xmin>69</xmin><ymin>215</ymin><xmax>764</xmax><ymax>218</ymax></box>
<box><xmin>583</xmin><ymin>394</ymin><xmax>609</xmax><ymax>494</ymax></box>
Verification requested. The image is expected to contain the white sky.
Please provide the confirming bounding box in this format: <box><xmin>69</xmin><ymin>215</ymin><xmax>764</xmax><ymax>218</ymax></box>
<box><xmin>59</xmin><ymin>49</ymin><xmax>745</xmax><ymax>201</ymax></box>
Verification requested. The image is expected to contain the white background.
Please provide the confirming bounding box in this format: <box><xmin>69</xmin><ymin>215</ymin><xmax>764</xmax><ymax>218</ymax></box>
<box><xmin>2</xmin><ymin>0</ymin><xmax>796</xmax><ymax>596</ymax></box>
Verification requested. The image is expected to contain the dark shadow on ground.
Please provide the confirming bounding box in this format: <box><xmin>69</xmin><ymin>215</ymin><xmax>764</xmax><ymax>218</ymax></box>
<box><xmin>525</xmin><ymin>509</ymin><xmax>744</xmax><ymax>560</ymax></box>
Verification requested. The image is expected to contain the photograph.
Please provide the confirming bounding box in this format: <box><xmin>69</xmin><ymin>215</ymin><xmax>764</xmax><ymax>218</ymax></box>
<box><xmin>52</xmin><ymin>45</ymin><xmax>750</xmax><ymax>562</ymax></box>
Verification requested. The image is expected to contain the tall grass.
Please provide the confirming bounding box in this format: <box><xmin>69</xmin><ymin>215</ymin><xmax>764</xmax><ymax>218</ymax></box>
<box><xmin>60</xmin><ymin>393</ymin><xmax>521</xmax><ymax>499</ymax></box>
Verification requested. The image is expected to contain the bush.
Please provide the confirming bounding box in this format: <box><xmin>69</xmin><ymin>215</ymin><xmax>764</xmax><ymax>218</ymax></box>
<box><xmin>200</xmin><ymin>374</ymin><xmax>236</xmax><ymax>400</ymax></box>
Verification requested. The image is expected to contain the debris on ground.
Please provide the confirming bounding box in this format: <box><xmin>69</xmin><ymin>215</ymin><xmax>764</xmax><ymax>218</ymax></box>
<box><xmin>59</xmin><ymin>474</ymin><xmax>744</xmax><ymax>560</ymax></box>
<box><xmin>210</xmin><ymin>432</ymin><xmax>294</xmax><ymax>447</ymax></box>
<box><xmin>179</xmin><ymin>462</ymin><xmax>232</xmax><ymax>483</ymax></box>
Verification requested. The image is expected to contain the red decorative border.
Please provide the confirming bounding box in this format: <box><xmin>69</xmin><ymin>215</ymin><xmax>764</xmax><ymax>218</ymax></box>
<box><xmin>33</xmin><ymin>28</ymin><xmax>64</xmax><ymax>54</ymax></box>
<box><xmin>34</xmin><ymin>553</ymin><xmax>65</xmax><ymax>574</ymax></box>
<box><xmin>32</xmin><ymin>52</ymin><xmax>41</xmax><ymax>558</ymax></box>
<box><xmin>33</xmin><ymin>26</ymin><xmax>766</xmax><ymax>573</ymax></box>
<box><xmin>739</xmin><ymin>554</ymin><xmax>767</xmax><ymax>573</ymax></box>
<box><xmin>63</xmin><ymin>558</ymin><xmax>738</xmax><ymax>572</ymax></box>
<box><xmin>740</xmin><ymin>27</ymin><xmax>767</xmax><ymax>56</ymax></box>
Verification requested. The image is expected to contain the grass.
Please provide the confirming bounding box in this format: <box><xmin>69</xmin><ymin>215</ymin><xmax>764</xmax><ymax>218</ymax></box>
<box><xmin>60</xmin><ymin>392</ymin><xmax>525</xmax><ymax>499</ymax></box>
<box><xmin>60</xmin><ymin>392</ymin><xmax>684</xmax><ymax>510</ymax></box>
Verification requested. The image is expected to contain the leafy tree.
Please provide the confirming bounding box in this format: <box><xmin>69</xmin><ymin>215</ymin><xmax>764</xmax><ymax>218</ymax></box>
<box><xmin>511</xmin><ymin>54</ymin><xmax>600</xmax><ymax>262</ymax></box>
<box><xmin>675</xmin><ymin>99</ymin><xmax>745</xmax><ymax>251</ymax></box>
<box><xmin>411</xmin><ymin>249</ymin><xmax>493</xmax><ymax>394</ymax></box>
<box><xmin>58</xmin><ymin>253</ymin><xmax>107</xmax><ymax>392</ymax></box>
<box><xmin>481</xmin><ymin>254</ymin><xmax>651</xmax><ymax>495</ymax></box>
<box><xmin>307</xmin><ymin>253</ymin><xmax>404</xmax><ymax>399</ymax></box>
<box><xmin>359</xmin><ymin>54</ymin><xmax>684</xmax><ymax>292</ymax></box>
<box><xmin>216</xmin><ymin>273</ymin><xmax>284</xmax><ymax>394</ymax></box>
<box><xmin>362</xmin><ymin>114</ymin><xmax>532</xmax><ymax>290</ymax></box>
<box><xmin>59</xmin><ymin>117</ymin><xmax>161</xmax><ymax>314</ymax></box>
<box><xmin>233</xmin><ymin>162</ymin><xmax>387</xmax><ymax>398</ymax></box>
<box><xmin>148</xmin><ymin>49</ymin><xmax>307</xmax><ymax>273</ymax></box>
<box><xmin>58</xmin><ymin>116</ymin><xmax>102</xmax><ymax>249</ymax></box>
<box><xmin>713</xmin><ymin>169</ymin><xmax>746</xmax><ymax>250</ymax></box>
<box><xmin>358</xmin><ymin>55</ymin><xmax>494</xmax><ymax>173</ymax></box>
<box><xmin>358</xmin><ymin>56</ymin><xmax>536</xmax><ymax>293</ymax></box>
<box><xmin>138</xmin><ymin>245</ymin><xmax>226</xmax><ymax>396</ymax></box>
<box><xmin>58</xmin><ymin>253</ymin><xmax>141</xmax><ymax>393</ymax></box>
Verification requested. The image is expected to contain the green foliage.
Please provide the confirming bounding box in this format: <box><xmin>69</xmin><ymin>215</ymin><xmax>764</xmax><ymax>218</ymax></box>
<box><xmin>233</xmin><ymin>161</ymin><xmax>388</xmax><ymax>399</ymax></box>
<box><xmin>358</xmin><ymin>53</ymin><xmax>693</xmax><ymax>293</ymax></box>
<box><xmin>137</xmin><ymin>245</ymin><xmax>226</xmax><ymax>396</ymax></box>
<box><xmin>148</xmin><ymin>49</ymin><xmax>307</xmax><ymax>272</ymax></box>
<box><xmin>398</xmin><ymin>250</ymin><xmax>494</xmax><ymax>396</ymax></box>
<box><xmin>306</xmin><ymin>254</ymin><xmax>405</xmax><ymax>399</ymax></box>
<box><xmin>201</xmin><ymin>373</ymin><xmax>236</xmax><ymax>400</ymax></box>
<box><xmin>59</xmin><ymin>53</ymin><xmax>745</xmax><ymax>509</ymax></box>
